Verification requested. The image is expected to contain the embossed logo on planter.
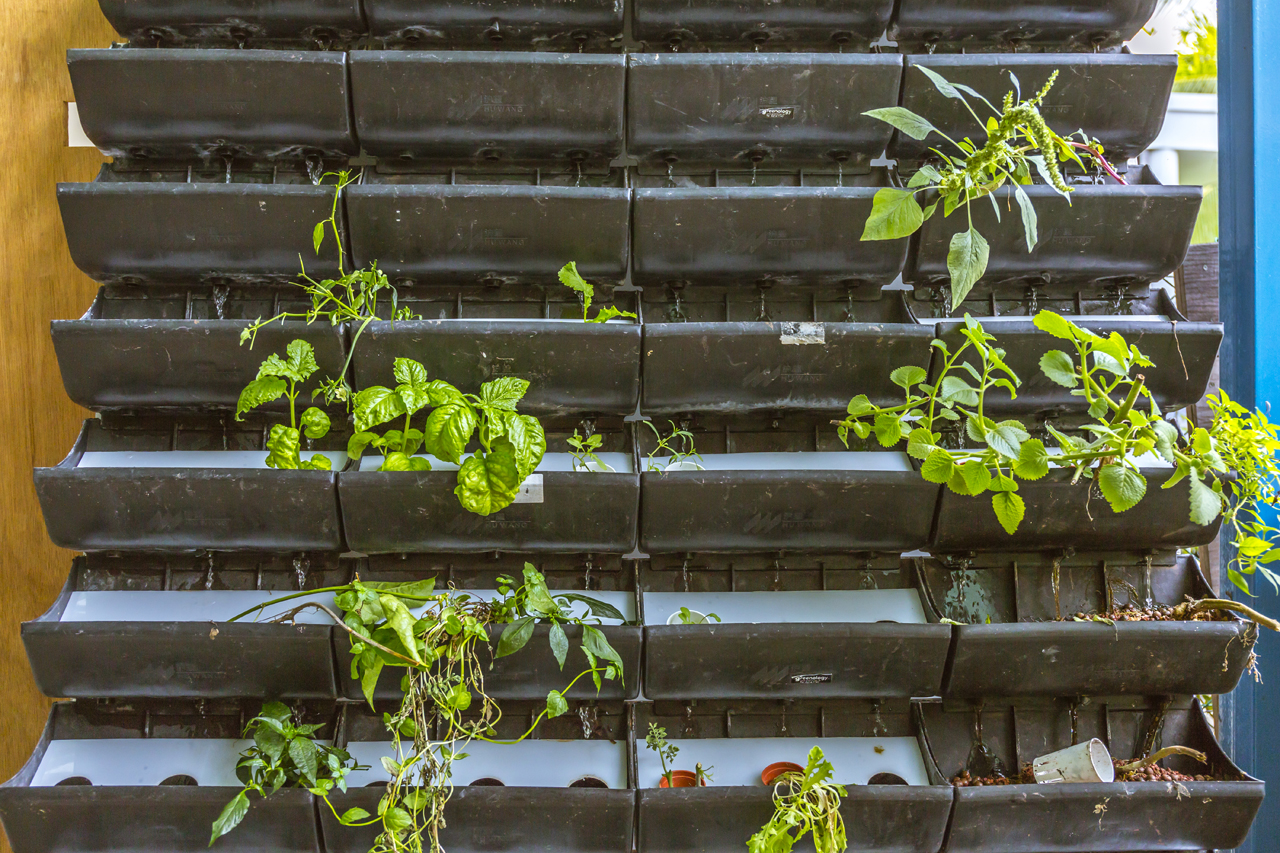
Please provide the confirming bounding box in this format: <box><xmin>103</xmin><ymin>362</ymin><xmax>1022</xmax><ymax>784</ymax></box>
<box><xmin>482</xmin><ymin>228</ymin><xmax>528</xmax><ymax>248</ymax></box>
<box><xmin>742</xmin><ymin>511</ymin><xmax>828</xmax><ymax>534</ymax></box>
<box><xmin>481</xmin><ymin>95</ymin><xmax>524</xmax><ymax>116</ymax></box>
<box><xmin>742</xmin><ymin>365</ymin><xmax>825</xmax><ymax>388</ymax></box>
<box><xmin>789</xmin><ymin>673</ymin><xmax>833</xmax><ymax>684</ymax></box>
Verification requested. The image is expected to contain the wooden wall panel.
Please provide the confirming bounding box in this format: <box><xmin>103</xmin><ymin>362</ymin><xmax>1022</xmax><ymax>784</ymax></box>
<box><xmin>0</xmin><ymin>2</ymin><xmax>115</xmax><ymax>847</ymax></box>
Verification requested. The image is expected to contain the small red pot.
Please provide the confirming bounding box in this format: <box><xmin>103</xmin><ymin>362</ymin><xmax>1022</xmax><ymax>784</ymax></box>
<box><xmin>761</xmin><ymin>762</ymin><xmax>804</xmax><ymax>786</ymax></box>
<box><xmin>659</xmin><ymin>770</ymin><xmax>704</xmax><ymax>788</ymax></box>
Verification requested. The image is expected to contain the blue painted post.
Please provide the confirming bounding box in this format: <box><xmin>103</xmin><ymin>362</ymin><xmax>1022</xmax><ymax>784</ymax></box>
<box><xmin>1220</xmin><ymin>1</ymin><xmax>1279</xmax><ymax>851</ymax></box>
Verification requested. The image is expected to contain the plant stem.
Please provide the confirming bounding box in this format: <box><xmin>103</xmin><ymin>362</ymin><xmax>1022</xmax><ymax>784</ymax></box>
<box><xmin>1110</xmin><ymin>375</ymin><xmax>1146</xmax><ymax>425</ymax></box>
<box><xmin>1116</xmin><ymin>746</ymin><xmax>1207</xmax><ymax>773</ymax></box>
<box><xmin>1185</xmin><ymin>598</ymin><xmax>1280</xmax><ymax>631</ymax></box>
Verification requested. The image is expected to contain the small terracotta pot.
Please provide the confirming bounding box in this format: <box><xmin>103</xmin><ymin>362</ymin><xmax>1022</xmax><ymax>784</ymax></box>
<box><xmin>761</xmin><ymin>762</ymin><xmax>804</xmax><ymax>786</ymax></box>
<box><xmin>659</xmin><ymin>770</ymin><xmax>704</xmax><ymax>788</ymax></box>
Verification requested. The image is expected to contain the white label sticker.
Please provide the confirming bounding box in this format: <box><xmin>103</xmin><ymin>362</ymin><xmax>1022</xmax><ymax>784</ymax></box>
<box><xmin>780</xmin><ymin>322</ymin><xmax>825</xmax><ymax>345</ymax></box>
<box><xmin>513</xmin><ymin>474</ymin><xmax>544</xmax><ymax>504</ymax></box>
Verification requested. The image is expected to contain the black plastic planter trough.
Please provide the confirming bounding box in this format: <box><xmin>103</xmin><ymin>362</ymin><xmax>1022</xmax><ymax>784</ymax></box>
<box><xmin>921</xmin><ymin>289</ymin><xmax>1221</xmax><ymax>417</ymax></box>
<box><xmin>918</xmin><ymin>698</ymin><xmax>1263</xmax><ymax>852</ymax></box>
<box><xmin>638</xmin><ymin>417</ymin><xmax>939</xmax><ymax>554</ymax></box>
<box><xmin>930</xmin><ymin>463</ymin><xmax>1222</xmax><ymax>553</ymax></box>
<box><xmin>58</xmin><ymin>170</ymin><xmax>346</xmax><ymax>284</ymax></box>
<box><xmin>636</xmin><ymin>701</ymin><xmax>952</xmax><ymax>853</ymax></box>
<box><xmin>640</xmin><ymin>555</ymin><xmax>950</xmax><ymax>699</ymax></box>
<box><xmin>68</xmin><ymin>48</ymin><xmax>356</xmax><ymax>161</ymax></box>
<box><xmin>338</xmin><ymin>419</ymin><xmax>639</xmax><ymax>554</ymax></box>
<box><xmin>0</xmin><ymin>702</ymin><xmax>325</xmax><ymax>853</ymax></box>
<box><xmin>35</xmin><ymin>418</ymin><xmax>345</xmax><ymax>553</ymax></box>
<box><xmin>904</xmin><ymin>168</ymin><xmax>1202</xmax><ymax>292</ymax></box>
<box><xmin>53</xmin><ymin>285</ymin><xmax>347</xmax><ymax>413</ymax></box>
<box><xmin>351</xmin><ymin>308</ymin><xmax>641</xmax><ymax>418</ymax></box>
<box><xmin>641</xmin><ymin>289</ymin><xmax>932</xmax><ymax>415</ymax></box>
<box><xmin>890</xmin><ymin>0</ymin><xmax>1158</xmax><ymax>52</ymax></box>
<box><xmin>324</xmin><ymin>703</ymin><xmax>634</xmax><ymax>853</ymax></box>
<box><xmin>629</xmin><ymin>0</ymin><xmax>895</xmax><ymax>50</ymax></box>
<box><xmin>918</xmin><ymin>552</ymin><xmax>1256</xmax><ymax>698</ymax></box>
<box><xmin>631</xmin><ymin>182</ymin><xmax>908</xmax><ymax>290</ymax></box>
<box><xmin>888</xmin><ymin>54</ymin><xmax>1176</xmax><ymax>165</ymax></box>
<box><xmin>346</xmin><ymin>173</ymin><xmax>630</xmax><ymax>285</ymax></box>
<box><xmin>627</xmin><ymin>53</ymin><xmax>902</xmax><ymax>170</ymax></box>
<box><xmin>349</xmin><ymin>52</ymin><xmax>624</xmax><ymax>166</ymax></box>
<box><xmin>361</xmin><ymin>0</ymin><xmax>623</xmax><ymax>49</ymax></box>
<box><xmin>97</xmin><ymin>0</ymin><xmax>366</xmax><ymax>45</ymax></box>
<box><xmin>23</xmin><ymin>555</ymin><xmax>347</xmax><ymax>700</ymax></box>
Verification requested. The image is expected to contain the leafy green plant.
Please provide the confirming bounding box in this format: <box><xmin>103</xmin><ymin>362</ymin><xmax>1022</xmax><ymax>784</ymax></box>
<box><xmin>672</xmin><ymin>607</ymin><xmax>721</xmax><ymax>625</ymax></box>
<box><xmin>860</xmin><ymin>67</ymin><xmax>1122</xmax><ymax>308</ymax></box>
<box><xmin>240</xmin><ymin>170</ymin><xmax>415</xmax><ymax>406</ymax></box>
<box><xmin>836</xmin><ymin>310</ymin><xmax>1280</xmax><ymax>607</ymax></box>
<box><xmin>748</xmin><ymin>747</ymin><xmax>847</xmax><ymax>853</ymax></box>
<box><xmin>643</xmin><ymin>420</ymin><xmax>704</xmax><ymax>472</ymax></box>
<box><xmin>1174</xmin><ymin>12</ymin><xmax>1217</xmax><ymax>94</ymax></box>
<box><xmin>558</xmin><ymin>262</ymin><xmax>637</xmax><ymax>323</ymax></box>
<box><xmin>645</xmin><ymin>723</ymin><xmax>680</xmax><ymax>786</ymax></box>
<box><xmin>235</xmin><ymin>339</ymin><xmax>334</xmax><ymax>470</ymax></box>
<box><xmin>229</xmin><ymin>564</ymin><xmax>626</xmax><ymax>853</ymax></box>
<box><xmin>568</xmin><ymin>429</ymin><xmax>608</xmax><ymax>471</ymax></box>
<box><xmin>346</xmin><ymin>359</ymin><xmax>546</xmax><ymax>516</ymax></box>
<box><xmin>211</xmin><ymin>702</ymin><xmax>364</xmax><ymax>846</ymax></box>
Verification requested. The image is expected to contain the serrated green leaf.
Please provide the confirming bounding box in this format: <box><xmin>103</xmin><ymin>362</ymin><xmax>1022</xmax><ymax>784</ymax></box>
<box><xmin>1033</xmin><ymin>311</ymin><xmax>1078</xmax><ymax>341</ymax></box>
<box><xmin>940</xmin><ymin>376</ymin><xmax>980</xmax><ymax>406</ymax></box>
<box><xmin>947</xmin><ymin>226</ymin><xmax>990</xmax><ymax>308</ymax></box>
<box><xmin>258</xmin><ymin>339</ymin><xmax>319</xmax><ymax>383</ymax></box>
<box><xmin>863</xmin><ymin>106</ymin><xmax>938</xmax><ymax>140</ymax></box>
<box><xmin>985</xmin><ymin>423</ymin><xmax>1025</xmax><ymax>458</ymax></box>
<box><xmin>960</xmin><ymin>460</ymin><xmax>992</xmax><ymax>495</ymax></box>
<box><xmin>906</xmin><ymin>427</ymin><xmax>936</xmax><ymax>460</ymax></box>
<box><xmin>920</xmin><ymin>448</ymin><xmax>955</xmax><ymax>484</ymax></box>
<box><xmin>353</xmin><ymin>386</ymin><xmax>408</xmax><ymax>433</ymax></box>
<box><xmin>1189</xmin><ymin>474</ymin><xmax>1224</xmax><ymax>526</ymax></box>
<box><xmin>558</xmin><ymin>261</ymin><xmax>593</xmax><ymax>315</ymax></box>
<box><xmin>1039</xmin><ymin>350</ymin><xmax>1078</xmax><ymax>388</ymax></box>
<box><xmin>1098</xmin><ymin>464</ymin><xmax>1147</xmax><ymax>513</ymax></box>
<box><xmin>862</xmin><ymin>187</ymin><xmax>924</xmax><ymax>241</ymax></box>
<box><xmin>890</xmin><ymin>365</ymin><xmax>928</xmax><ymax>391</ymax></box>
<box><xmin>992</xmin><ymin>491</ymin><xmax>1026</xmax><ymax>535</ymax></box>
<box><xmin>1012</xmin><ymin>438</ymin><xmax>1050</xmax><ymax>480</ymax></box>
<box><xmin>846</xmin><ymin>394</ymin><xmax>874</xmax><ymax>416</ymax></box>
<box><xmin>874</xmin><ymin>413</ymin><xmax>905</xmax><ymax>447</ymax></box>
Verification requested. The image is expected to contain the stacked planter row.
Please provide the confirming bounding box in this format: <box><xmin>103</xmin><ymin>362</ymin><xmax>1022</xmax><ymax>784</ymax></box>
<box><xmin>5</xmin><ymin>4</ymin><xmax>1261</xmax><ymax>853</ymax></box>
<box><xmin>97</xmin><ymin>0</ymin><xmax>1158</xmax><ymax>50</ymax></box>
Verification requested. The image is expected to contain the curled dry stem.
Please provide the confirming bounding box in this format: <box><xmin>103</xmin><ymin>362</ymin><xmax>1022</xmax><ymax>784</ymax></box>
<box><xmin>1116</xmin><ymin>746</ymin><xmax>1208</xmax><ymax>773</ymax></box>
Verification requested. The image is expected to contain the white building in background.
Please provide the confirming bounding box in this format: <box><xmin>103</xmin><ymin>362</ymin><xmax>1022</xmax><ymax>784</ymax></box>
<box><xmin>1132</xmin><ymin>0</ymin><xmax>1218</xmax><ymax>242</ymax></box>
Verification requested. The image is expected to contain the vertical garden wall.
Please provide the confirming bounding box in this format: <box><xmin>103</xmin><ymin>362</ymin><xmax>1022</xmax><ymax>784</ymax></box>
<box><xmin>0</xmin><ymin>1</ymin><xmax>1264</xmax><ymax>853</ymax></box>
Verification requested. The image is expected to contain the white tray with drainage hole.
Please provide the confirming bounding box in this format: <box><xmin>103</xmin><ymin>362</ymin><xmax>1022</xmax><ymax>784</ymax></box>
<box><xmin>77</xmin><ymin>450</ymin><xmax>345</xmax><ymax>469</ymax></box>
<box><xmin>643</xmin><ymin>590</ymin><xmax>926</xmax><ymax>626</ymax></box>
<box><xmin>346</xmin><ymin>739</ymin><xmax>628</xmax><ymax>789</ymax></box>
<box><xmin>635</xmin><ymin>737</ymin><xmax>928</xmax><ymax>789</ymax></box>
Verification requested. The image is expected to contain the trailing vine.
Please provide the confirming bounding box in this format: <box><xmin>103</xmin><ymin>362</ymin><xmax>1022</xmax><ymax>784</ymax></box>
<box><xmin>220</xmin><ymin>565</ymin><xmax>627</xmax><ymax>853</ymax></box>
<box><xmin>836</xmin><ymin>311</ymin><xmax>1280</xmax><ymax>614</ymax></box>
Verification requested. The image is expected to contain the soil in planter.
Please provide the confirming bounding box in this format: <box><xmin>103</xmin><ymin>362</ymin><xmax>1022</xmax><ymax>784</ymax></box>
<box><xmin>1069</xmin><ymin>604</ymin><xmax>1232</xmax><ymax>623</ymax></box>
<box><xmin>952</xmin><ymin>762</ymin><xmax>1217</xmax><ymax>786</ymax></box>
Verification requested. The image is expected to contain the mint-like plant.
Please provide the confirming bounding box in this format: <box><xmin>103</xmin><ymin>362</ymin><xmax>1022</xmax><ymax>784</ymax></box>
<box><xmin>836</xmin><ymin>310</ymin><xmax>1280</xmax><ymax>610</ymax></box>
<box><xmin>235</xmin><ymin>339</ymin><xmax>333</xmax><ymax>470</ymax></box>
<box><xmin>748</xmin><ymin>747</ymin><xmax>847</xmax><ymax>853</ymax></box>
<box><xmin>229</xmin><ymin>564</ymin><xmax>626</xmax><ymax>853</ymax></box>
<box><xmin>558</xmin><ymin>262</ymin><xmax>637</xmax><ymax>323</ymax></box>
<box><xmin>347</xmin><ymin>359</ymin><xmax>546</xmax><ymax>516</ymax></box>
<box><xmin>860</xmin><ymin>67</ymin><xmax>1121</xmax><ymax>308</ymax></box>
<box><xmin>211</xmin><ymin>702</ymin><xmax>364</xmax><ymax>846</ymax></box>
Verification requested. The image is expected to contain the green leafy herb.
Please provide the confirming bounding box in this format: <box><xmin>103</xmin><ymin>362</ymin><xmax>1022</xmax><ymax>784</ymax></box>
<box><xmin>645</xmin><ymin>723</ymin><xmax>680</xmax><ymax>786</ymax></box>
<box><xmin>748</xmin><ymin>747</ymin><xmax>847</xmax><ymax>853</ymax></box>
<box><xmin>643</xmin><ymin>420</ymin><xmax>704</xmax><ymax>472</ymax></box>
<box><xmin>236</xmin><ymin>339</ymin><xmax>333</xmax><ymax>470</ymax></box>
<box><xmin>558</xmin><ymin>262</ymin><xmax>637</xmax><ymax>324</ymax></box>
<box><xmin>211</xmin><ymin>702</ymin><xmax>364</xmax><ymax>846</ymax></box>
